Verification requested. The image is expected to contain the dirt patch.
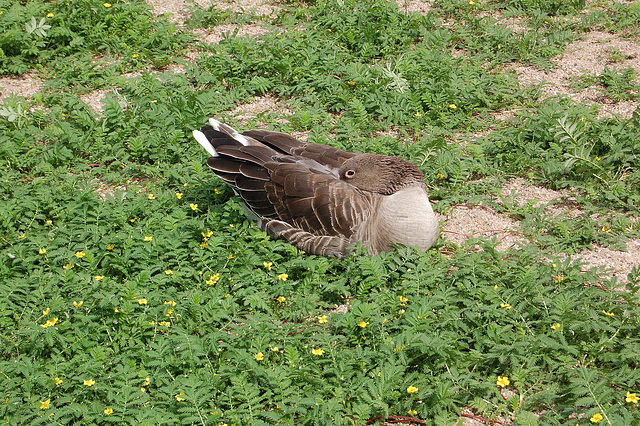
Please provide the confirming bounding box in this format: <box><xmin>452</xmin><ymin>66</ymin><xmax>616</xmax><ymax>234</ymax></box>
<box><xmin>195</xmin><ymin>23</ymin><xmax>270</xmax><ymax>45</ymax></box>
<box><xmin>513</xmin><ymin>31</ymin><xmax>640</xmax><ymax>119</ymax></box>
<box><xmin>395</xmin><ymin>0</ymin><xmax>432</xmax><ymax>14</ymax></box>
<box><xmin>0</xmin><ymin>73</ymin><xmax>42</xmax><ymax>100</ymax></box>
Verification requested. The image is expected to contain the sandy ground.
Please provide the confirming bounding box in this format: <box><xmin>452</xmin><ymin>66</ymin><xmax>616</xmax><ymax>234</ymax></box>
<box><xmin>1</xmin><ymin>1</ymin><xmax>639</xmax><ymax>424</ymax></box>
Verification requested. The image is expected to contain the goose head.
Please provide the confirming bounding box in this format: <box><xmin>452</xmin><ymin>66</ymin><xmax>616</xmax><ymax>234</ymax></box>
<box><xmin>338</xmin><ymin>153</ymin><xmax>425</xmax><ymax>195</ymax></box>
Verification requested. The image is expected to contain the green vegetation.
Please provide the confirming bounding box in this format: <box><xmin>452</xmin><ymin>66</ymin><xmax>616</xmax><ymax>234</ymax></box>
<box><xmin>1</xmin><ymin>0</ymin><xmax>639</xmax><ymax>424</ymax></box>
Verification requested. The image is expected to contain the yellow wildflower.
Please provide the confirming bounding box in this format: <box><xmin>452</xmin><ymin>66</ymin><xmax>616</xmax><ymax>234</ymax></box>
<box><xmin>158</xmin><ymin>321</ymin><xmax>171</xmax><ymax>327</ymax></box>
<box><xmin>39</xmin><ymin>248</ymin><xmax>47</xmax><ymax>254</ymax></box>
<box><xmin>200</xmin><ymin>241</ymin><xmax>207</xmax><ymax>248</ymax></box>
<box><xmin>551</xmin><ymin>323</ymin><xmax>560</xmax><ymax>330</ymax></box>
<box><xmin>436</xmin><ymin>173</ymin><xmax>444</xmax><ymax>179</ymax></box>
<box><xmin>190</xmin><ymin>203</ymin><xmax>198</xmax><ymax>211</ymax></box>
<box><xmin>602</xmin><ymin>226</ymin><xmax>611</xmax><ymax>233</ymax></box>
<box><xmin>206</xmin><ymin>273</ymin><xmax>220</xmax><ymax>285</ymax></box>
<box><xmin>407</xmin><ymin>385</ymin><xmax>418</xmax><ymax>394</ymax></box>
<box><xmin>399</xmin><ymin>296</ymin><xmax>409</xmax><ymax>304</ymax></box>
<box><xmin>75</xmin><ymin>251</ymin><xmax>85</xmax><ymax>258</ymax></box>
<box><xmin>202</xmin><ymin>230</ymin><xmax>214</xmax><ymax>238</ymax></box>
<box><xmin>144</xmin><ymin>236</ymin><xmax>153</xmax><ymax>242</ymax></box>
<box><xmin>40</xmin><ymin>399</ymin><xmax>50</xmax><ymax>410</ymax></box>
<box><xmin>317</xmin><ymin>315</ymin><xmax>328</xmax><ymax>324</ymax></box>
<box><xmin>357</xmin><ymin>321</ymin><xmax>369</xmax><ymax>328</ymax></box>
<box><xmin>276</xmin><ymin>296</ymin><xmax>286</xmax><ymax>303</ymax></box>
<box><xmin>84</xmin><ymin>379</ymin><xmax>95</xmax><ymax>387</ymax></box>
<box><xmin>94</xmin><ymin>276</ymin><xmax>104</xmax><ymax>281</ymax></box>
<box><xmin>263</xmin><ymin>262</ymin><xmax>272</xmax><ymax>271</ymax></box>
<box><xmin>104</xmin><ymin>407</ymin><xmax>114</xmax><ymax>415</ymax></box>
<box><xmin>270</xmin><ymin>347</ymin><xmax>279</xmax><ymax>352</ymax></box>
<box><xmin>137</xmin><ymin>298</ymin><xmax>147</xmax><ymax>305</ymax></box>
<box><xmin>493</xmin><ymin>284</ymin><xmax>498</xmax><ymax>290</ymax></box>
<box><xmin>496</xmin><ymin>376</ymin><xmax>510</xmax><ymax>387</ymax></box>
<box><xmin>166</xmin><ymin>309</ymin><xmax>174</xmax><ymax>316</ymax></box>
<box><xmin>46</xmin><ymin>220</ymin><xmax>52</xmax><ymax>225</ymax></box>
<box><xmin>347</xmin><ymin>81</ymin><xmax>356</xmax><ymax>85</ymax></box>
<box><xmin>40</xmin><ymin>318</ymin><xmax>58</xmax><ymax>328</ymax></box>
<box><xmin>408</xmin><ymin>409</ymin><xmax>417</xmax><ymax>415</ymax></box>
<box><xmin>140</xmin><ymin>387</ymin><xmax>146</xmax><ymax>392</ymax></box>
<box><xmin>165</xmin><ymin>270</ymin><xmax>173</xmax><ymax>275</ymax></box>
<box><xmin>43</xmin><ymin>308</ymin><xmax>50</xmax><ymax>316</ymax></box>
<box><xmin>255</xmin><ymin>352</ymin><xmax>264</xmax><ymax>361</ymax></box>
<box><xmin>107</xmin><ymin>244</ymin><xmax>114</xmax><ymax>250</ymax></box>
<box><xmin>626</xmin><ymin>391</ymin><xmax>639</xmax><ymax>404</ymax></box>
<box><xmin>164</xmin><ymin>301</ymin><xmax>177</xmax><ymax>306</ymax></box>
<box><xmin>143</xmin><ymin>377</ymin><xmax>151</xmax><ymax>386</ymax></box>
<box><xmin>214</xmin><ymin>188</ymin><xmax>222</xmax><ymax>195</ymax></box>
<box><xmin>73</xmin><ymin>301</ymin><xmax>83</xmax><ymax>308</ymax></box>
<box><xmin>175</xmin><ymin>392</ymin><xmax>186</xmax><ymax>401</ymax></box>
<box><xmin>175</xmin><ymin>192</ymin><xmax>183</xmax><ymax>199</ymax></box>
<box><xmin>312</xmin><ymin>348</ymin><xmax>325</xmax><ymax>356</ymax></box>
<box><xmin>449</xmin><ymin>104</ymin><xmax>457</xmax><ymax>109</ymax></box>
<box><xmin>148</xmin><ymin>194</ymin><xmax>155</xmax><ymax>200</ymax></box>
<box><xmin>500</xmin><ymin>303</ymin><xmax>512</xmax><ymax>310</ymax></box>
<box><xmin>103</xmin><ymin>3</ymin><xmax>111</xmax><ymax>7</ymax></box>
<box><xmin>469</xmin><ymin>0</ymin><xmax>475</xmax><ymax>4</ymax></box>
<box><xmin>47</xmin><ymin>13</ymin><xmax>54</xmax><ymax>17</ymax></box>
<box><xmin>63</xmin><ymin>263</ymin><xmax>74</xmax><ymax>269</ymax></box>
<box><xmin>277</xmin><ymin>273</ymin><xmax>288</xmax><ymax>281</ymax></box>
<box><xmin>414</xmin><ymin>112</ymin><xmax>422</xmax><ymax>117</ymax></box>
<box><xmin>603</xmin><ymin>310</ymin><xmax>615</xmax><ymax>317</ymax></box>
<box><xmin>53</xmin><ymin>377</ymin><xmax>63</xmax><ymax>385</ymax></box>
<box><xmin>132</xmin><ymin>54</ymin><xmax>139</xmax><ymax>58</ymax></box>
<box><xmin>590</xmin><ymin>413</ymin><xmax>603</xmax><ymax>423</ymax></box>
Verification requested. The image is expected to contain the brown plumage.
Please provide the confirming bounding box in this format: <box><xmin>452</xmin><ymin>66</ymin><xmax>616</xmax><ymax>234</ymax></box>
<box><xmin>192</xmin><ymin>119</ymin><xmax>439</xmax><ymax>259</ymax></box>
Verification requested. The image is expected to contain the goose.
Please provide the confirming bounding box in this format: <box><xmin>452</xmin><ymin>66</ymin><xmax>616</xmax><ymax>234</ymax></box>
<box><xmin>192</xmin><ymin>119</ymin><xmax>439</xmax><ymax>259</ymax></box>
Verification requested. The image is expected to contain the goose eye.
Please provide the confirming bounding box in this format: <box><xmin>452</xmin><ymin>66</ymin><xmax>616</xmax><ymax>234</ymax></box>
<box><xmin>344</xmin><ymin>169</ymin><xmax>356</xmax><ymax>178</ymax></box>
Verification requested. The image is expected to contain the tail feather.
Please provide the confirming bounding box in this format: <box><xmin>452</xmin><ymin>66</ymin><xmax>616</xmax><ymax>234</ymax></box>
<box><xmin>209</xmin><ymin>118</ymin><xmax>253</xmax><ymax>147</ymax></box>
<box><xmin>192</xmin><ymin>130</ymin><xmax>218</xmax><ymax>157</ymax></box>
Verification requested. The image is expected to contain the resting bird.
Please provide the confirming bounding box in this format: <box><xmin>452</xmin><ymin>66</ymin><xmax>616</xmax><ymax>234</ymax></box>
<box><xmin>192</xmin><ymin>119</ymin><xmax>439</xmax><ymax>259</ymax></box>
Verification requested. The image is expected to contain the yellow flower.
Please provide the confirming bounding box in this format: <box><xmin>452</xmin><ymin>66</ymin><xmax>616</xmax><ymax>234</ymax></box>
<box><xmin>53</xmin><ymin>377</ymin><xmax>63</xmax><ymax>385</ymax></box>
<box><xmin>206</xmin><ymin>273</ymin><xmax>220</xmax><ymax>285</ymax></box>
<box><xmin>158</xmin><ymin>321</ymin><xmax>171</xmax><ymax>327</ymax></box>
<box><xmin>73</xmin><ymin>301</ymin><xmax>83</xmax><ymax>308</ymax></box>
<box><xmin>63</xmin><ymin>263</ymin><xmax>74</xmax><ymax>269</ymax></box>
<box><xmin>357</xmin><ymin>321</ymin><xmax>369</xmax><ymax>328</ymax></box>
<box><xmin>347</xmin><ymin>81</ymin><xmax>356</xmax><ymax>85</ymax></box>
<box><xmin>551</xmin><ymin>323</ymin><xmax>560</xmax><ymax>330</ymax></box>
<box><xmin>40</xmin><ymin>399</ymin><xmax>51</xmax><ymax>410</ymax></box>
<box><xmin>263</xmin><ymin>262</ymin><xmax>272</xmax><ymax>271</ymax></box>
<box><xmin>552</xmin><ymin>263</ymin><xmax>557</xmax><ymax>268</ymax></box>
<box><xmin>408</xmin><ymin>409</ymin><xmax>417</xmax><ymax>415</ymax></box>
<box><xmin>399</xmin><ymin>296</ymin><xmax>408</xmax><ymax>304</ymax></box>
<box><xmin>94</xmin><ymin>276</ymin><xmax>104</xmax><ymax>281</ymax></box>
<box><xmin>46</xmin><ymin>220</ymin><xmax>52</xmax><ymax>225</ymax></box>
<box><xmin>626</xmin><ymin>391</ymin><xmax>639</xmax><ymax>404</ymax></box>
<box><xmin>214</xmin><ymin>188</ymin><xmax>222</xmax><ymax>195</ymax></box>
<box><xmin>164</xmin><ymin>301</ymin><xmax>177</xmax><ymax>306</ymax></box>
<box><xmin>407</xmin><ymin>385</ymin><xmax>418</xmax><ymax>394</ymax></box>
<box><xmin>165</xmin><ymin>270</ymin><xmax>173</xmax><ymax>275</ymax></box>
<box><xmin>103</xmin><ymin>3</ymin><xmax>111</xmax><ymax>7</ymax></box>
<box><xmin>148</xmin><ymin>194</ymin><xmax>155</xmax><ymax>200</ymax></box>
<box><xmin>436</xmin><ymin>173</ymin><xmax>444</xmax><ymax>179</ymax></box>
<box><xmin>590</xmin><ymin>413</ymin><xmax>603</xmax><ymax>423</ymax></box>
<box><xmin>175</xmin><ymin>392</ymin><xmax>186</xmax><ymax>401</ymax></box>
<box><xmin>166</xmin><ymin>309</ymin><xmax>174</xmax><ymax>316</ymax></box>
<box><xmin>200</xmin><ymin>241</ymin><xmax>207</xmax><ymax>248</ymax></box>
<box><xmin>190</xmin><ymin>203</ymin><xmax>198</xmax><ymax>211</ymax></box>
<box><xmin>469</xmin><ymin>0</ymin><xmax>475</xmax><ymax>3</ymax></box>
<box><xmin>104</xmin><ymin>407</ymin><xmax>114</xmax><ymax>415</ymax></box>
<box><xmin>270</xmin><ymin>346</ymin><xmax>279</xmax><ymax>352</ymax></box>
<box><xmin>107</xmin><ymin>244</ymin><xmax>114</xmax><ymax>250</ymax></box>
<box><xmin>449</xmin><ymin>104</ymin><xmax>457</xmax><ymax>109</ymax></box>
<box><xmin>39</xmin><ymin>248</ymin><xmax>47</xmax><ymax>254</ymax></box>
<box><xmin>493</xmin><ymin>284</ymin><xmax>498</xmax><ymax>290</ymax></box>
<box><xmin>137</xmin><ymin>298</ymin><xmax>147</xmax><ymax>305</ymax></box>
<box><xmin>255</xmin><ymin>352</ymin><xmax>264</xmax><ymax>361</ymax></box>
<box><xmin>500</xmin><ymin>303</ymin><xmax>512</xmax><ymax>310</ymax></box>
<box><xmin>602</xmin><ymin>310</ymin><xmax>615</xmax><ymax>317</ymax></box>
<box><xmin>47</xmin><ymin>12</ymin><xmax>55</xmax><ymax>17</ymax></box>
<box><xmin>19</xmin><ymin>233</ymin><xmax>26</xmax><ymax>238</ymax></box>
<box><xmin>317</xmin><ymin>315</ymin><xmax>328</xmax><ymax>324</ymax></box>
<box><xmin>144</xmin><ymin>236</ymin><xmax>153</xmax><ymax>242</ymax></box>
<box><xmin>276</xmin><ymin>296</ymin><xmax>286</xmax><ymax>303</ymax></box>
<box><xmin>496</xmin><ymin>376</ymin><xmax>510</xmax><ymax>387</ymax></box>
<box><xmin>84</xmin><ymin>379</ymin><xmax>95</xmax><ymax>387</ymax></box>
<box><xmin>312</xmin><ymin>348</ymin><xmax>324</xmax><ymax>356</ymax></box>
<box><xmin>42</xmin><ymin>308</ymin><xmax>50</xmax><ymax>316</ymax></box>
<box><xmin>414</xmin><ymin>112</ymin><xmax>422</xmax><ymax>117</ymax></box>
<box><xmin>132</xmin><ymin>53</ymin><xmax>139</xmax><ymax>58</ymax></box>
<box><xmin>202</xmin><ymin>230</ymin><xmax>214</xmax><ymax>238</ymax></box>
<box><xmin>555</xmin><ymin>275</ymin><xmax>564</xmax><ymax>283</ymax></box>
<box><xmin>40</xmin><ymin>317</ymin><xmax>58</xmax><ymax>328</ymax></box>
<box><xmin>143</xmin><ymin>377</ymin><xmax>151</xmax><ymax>386</ymax></box>
<box><xmin>75</xmin><ymin>251</ymin><xmax>85</xmax><ymax>258</ymax></box>
<box><xmin>277</xmin><ymin>273</ymin><xmax>288</xmax><ymax>281</ymax></box>
<box><xmin>140</xmin><ymin>387</ymin><xmax>146</xmax><ymax>392</ymax></box>
<box><xmin>175</xmin><ymin>192</ymin><xmax>183</xmax><ymax>199</ymax></box>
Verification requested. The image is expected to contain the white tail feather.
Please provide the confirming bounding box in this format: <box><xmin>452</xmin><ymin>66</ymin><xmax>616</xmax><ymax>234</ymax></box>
<box><xmin>209</xmin><ymin>118</ymin><xmax>251</xmax><ymax>146</ymax></box>
<box><xmin>192</xmin><ymin>130</ymin><xmax>218</xmax><ymax>157</ymax></box>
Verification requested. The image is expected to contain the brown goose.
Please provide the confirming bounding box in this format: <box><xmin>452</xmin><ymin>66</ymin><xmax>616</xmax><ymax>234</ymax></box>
<box><xmin>192</xmin><ymin>119</ymin><xmax>439</xmax><ymax>259</ymax></box>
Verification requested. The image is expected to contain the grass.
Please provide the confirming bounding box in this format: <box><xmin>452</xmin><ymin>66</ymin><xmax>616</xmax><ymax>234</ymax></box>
<box><xmin>1</xmin><ymin>0</ymin><xmax>640</xmax><ymax>424</ymax></box>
